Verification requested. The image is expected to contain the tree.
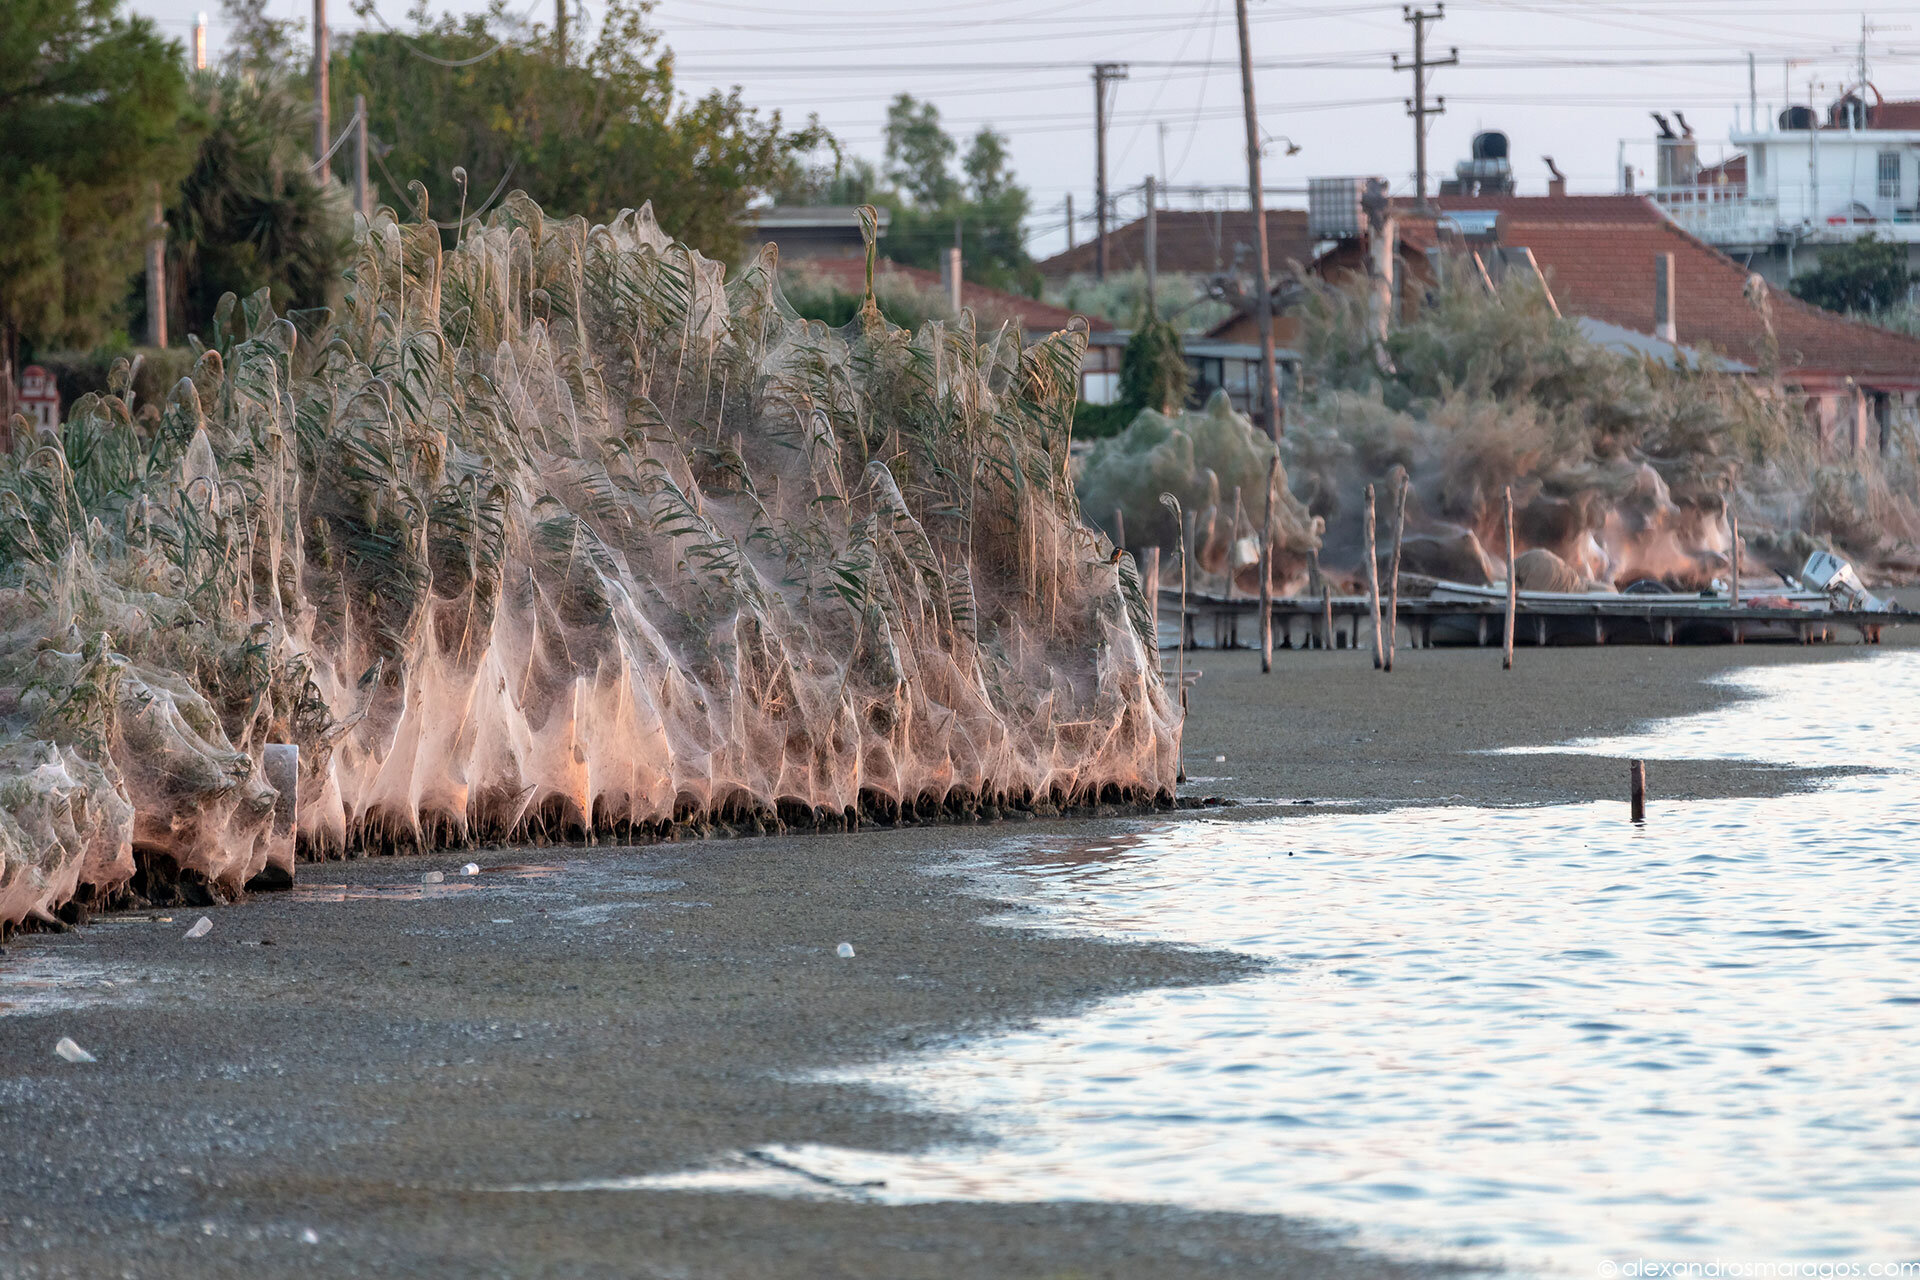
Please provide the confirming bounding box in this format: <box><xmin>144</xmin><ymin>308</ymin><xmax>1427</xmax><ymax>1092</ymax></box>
<box><xmin>330</xmin><ymin>0</ymin><xmax>825</xmax><ymax>261</ymax></box>
<box><xmin>0</xmin><ymin>0</ymin><xmax>199</xmax><ymax>394</ymax></box>
<box><xmin>884</xmin><ymin>95</ymin><xmax>958</xmax><ymax>207</ymax></box>
<box><xmin>862</xmin><ymin>95</ymin><xmax>1036</xmax><ymax>296</ymax></box>
<box><xmin>1789</xmin><ymin>235</ymin><xmax>1914</xmax><ymax>315</ymax></box>
<box><xmin>156</xmin><ymin>72</ymin><xmax>354</xmax><ymax>338</ymax></box>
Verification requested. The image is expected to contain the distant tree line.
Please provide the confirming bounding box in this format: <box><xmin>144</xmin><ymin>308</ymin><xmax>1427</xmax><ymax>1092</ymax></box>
<box><xmin>775</xmin><ymin>94</ymin><xmax>1040</xmax><ymax>298</ymax></box>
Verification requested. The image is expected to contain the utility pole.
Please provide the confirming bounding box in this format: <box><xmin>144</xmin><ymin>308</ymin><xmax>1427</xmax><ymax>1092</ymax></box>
<box><xmin>313</xmin><ymin>0</ymin><xmax>330</xmax><ymax>182</ymax></box>
<box><xmin>1065</xmin><ymin>193</ymin><xmax>1075</xmax><ymax>250</ymax></box>
<box><xmin>556</xmin><ymin>0</ymin><xmax>567</xmax><ymax>63</ymax></box>
<box><xmin>353</xmin><ymin>94</ymin><xmax>370</xmax><ymax>217</ymax></box>
<box><xmin>1092</xmin><ymin>62</ymin><xmax>1128</xmax><ymax>280</ymax></box>
<box><xmin>1144</xmin><ymin>175</ymin><xmax>1158</xmax><ymax>319</ymax></box>
<box><xmin>1157</xmin><ymin>121</ymin><xmax>1170</xmax><ymax>195</ymax></box>
<box><xmin>1393</xmin><ymin>4</ymin><xmax>1457</xmax><ymax>207</ymax></box>
<box><xmin>1748</xmin><ymin>52</ymin><xmax>1757</xmax><ymax>132</ymax></box>
<box><xmin>1234</xmin><ymin>0</ymin><xmax>1281</xmax><ymax>440</ymax></box>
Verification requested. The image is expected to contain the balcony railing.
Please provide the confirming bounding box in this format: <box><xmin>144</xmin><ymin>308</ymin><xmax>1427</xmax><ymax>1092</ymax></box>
<box><xmin>1647</xmin><ymin>185</ymin><xmax>1781</xmax><ymax>241</ymax></box>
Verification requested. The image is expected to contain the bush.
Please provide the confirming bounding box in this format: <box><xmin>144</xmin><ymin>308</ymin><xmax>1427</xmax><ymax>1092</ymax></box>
<box><xmin>33</xmin><ymin>345</ymin><xmax>197</xmax><ymax>419</ymax></box>
<box><xmin>1789</xmin><ymin>236</ymin><xmax>1914</xmax><ymax>315</ymax></box>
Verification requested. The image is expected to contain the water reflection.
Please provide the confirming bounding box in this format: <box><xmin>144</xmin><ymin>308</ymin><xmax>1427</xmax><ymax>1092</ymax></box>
<box><xmin>639</xmin><ymin>654</ymin><xmax>1920</xmax><ymax>1273</ymax></box>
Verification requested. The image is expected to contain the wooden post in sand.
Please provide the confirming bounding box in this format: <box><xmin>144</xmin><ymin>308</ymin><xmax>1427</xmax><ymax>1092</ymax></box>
<box><xmin>1384</xmin><ymin>471</ymin><xmax>1409</xmax><ymax>671</ymax></box>
<box><xmin>1322</xmin><ymin>582</ymin><xmax>1335</xmax><ymax>650</ymax></box>
<box><xmin>1259</xmin><ymin>456</ymin><xmax>1278</xmax><ymax>673</ymax></box>
<box><xmin>1364</xmin><ymin>483</ymin><xmax>1385</xmax><ymax>669</ymax></box>
<box><xmin>1113</xmin><ymin>506</ymin><xmax>1126</xmax><ymax>556</ymax></box>
<box><xmin>1629</xmin><ymin>759</ymin><xmax>1646</xmax><ymax>823</ymax></box>
<box><xmin>1503</xmin><ymin>485</ymin><xmax>1517</xmax><ymax>670</ymax></box>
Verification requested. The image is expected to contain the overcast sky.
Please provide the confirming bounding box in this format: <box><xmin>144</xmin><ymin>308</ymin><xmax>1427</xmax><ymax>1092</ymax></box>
<box><xmin>128</xmin><ymin>0</ymin><xmax>1920</xmax><ymax>258</ymax></box>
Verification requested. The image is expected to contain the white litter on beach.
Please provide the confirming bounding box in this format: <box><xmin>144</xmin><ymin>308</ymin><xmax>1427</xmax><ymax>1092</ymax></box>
<box><xmin>421</xmin><ymin>871</ymin><xmax>445</xmax><ymax>884</ymax></box>
<box><xmin>301</xmin><ymin>1228</ymin><xmax>320</xmax><ymax>1244</ymax></box>
<box><xmin>54</xmin><ymin>1037</ymin><xmax>95</xmax><ymax>1063</ymax></box>
<box><xmin>836</xmin><ymin>942</ymin><xmax>856</xmax><ymax>958</ymax></box>
<box><xmin>462</xmin><ymin>862</ymin><xmax>480</xmax><ymax>876</ymax></box>
<box><xmin>184</xmin><ymin>916</ymin><xmax>212</xmax><ymax>939</ymax></box>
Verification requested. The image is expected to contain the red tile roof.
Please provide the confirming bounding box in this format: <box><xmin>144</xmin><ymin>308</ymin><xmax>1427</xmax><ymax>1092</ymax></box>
<box><xmin>1034</xmin><ymin>210</ymin><xmax>1316</xmax><ymax>279</ymax></box>
<box><xmin>1295</xmin><ymin>195</ymin><xmax>1920</xmax><ymax>389</ymax></box>
<box><xmin>1867</xmin><ymin>98</ymin><xmax>1920</xmax><ymax>129</ymax></box>
<box><xmin>793</xmin><ymin>257</ymin><xmax>1109</xmax><ymax>335</ymax></box>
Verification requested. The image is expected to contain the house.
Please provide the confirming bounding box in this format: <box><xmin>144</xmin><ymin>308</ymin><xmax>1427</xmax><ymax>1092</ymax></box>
<box><xmin>744</xmin><ymin>206</ymin><xmax>889</xmax><ymax>262</ymax></box>
<box><xmin>1644</xmin><ymin>94</ymin><xmax>1920</xmax><ymax>286</ymax></box>
<box><xmin>791</xmin><ymin>256</ymin><xmax>1113</xmax><ymax>379</ymax></box>
<box><xmin>1210</xmin><ymin>192</ymin><xmax>1920</xmax><ymax>453</ymax></box>
<box><xmin>1034</xmin><ymin>209</ymin><xmax>1316</xmax><ymax>282</ymax></box>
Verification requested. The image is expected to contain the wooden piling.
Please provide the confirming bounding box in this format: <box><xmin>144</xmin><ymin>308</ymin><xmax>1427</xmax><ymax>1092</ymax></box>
<box><xmin>1113</xmin><ymin>505</ymin><xmax>1126</xmax><ymax>555</ymax></box>
<box><xmin>1365</xmin><ymin>483</ymin><xmax>1385</xmax><ymax>669</ymax></box>
<box><xmin>1143</xmin><ymin>546</ymin><xmax>1160</xmax><ymax>620</ymax></box>
<box><xmin>1385</xmin><ymin>470</ymin><xmax>1408</xmax><ymax>671</ymax></box>
<box><xmin>1502</xmin><ymin>484</ymin><xmax>1517</xmax><ymax>670</ymax></box>
<box><xmin>1322</xmin><ymin>582</ymin><xmax>1334</xmax><ymax>651</ymax></box>
<box><xmin>1259</xmin><ymin>456</ymin><xmax>1278</xmax><ymax>673</ymax></box>
<box><xmin>1629</xmin><ymin>759</ymin><xmax>1646</xmax><ymax>823</ymax></box>
<box><xmin>1729</xmin><ymin>513</ymin><xmax>1741</xmax><ymax>606</ymax></box>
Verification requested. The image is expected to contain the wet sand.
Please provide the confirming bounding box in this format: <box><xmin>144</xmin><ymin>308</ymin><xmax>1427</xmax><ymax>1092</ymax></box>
<box><xmin>0</xmin><ymin>638</ymin><xmax>1894</xmax><ymax>1278</ymax></box>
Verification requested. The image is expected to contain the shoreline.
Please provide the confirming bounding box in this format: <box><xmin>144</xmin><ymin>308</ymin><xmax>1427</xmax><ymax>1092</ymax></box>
<box><xmin>0</xmin><ymin>639</ymin><xmax>1895</xmax><ymax>1278</ymax></box>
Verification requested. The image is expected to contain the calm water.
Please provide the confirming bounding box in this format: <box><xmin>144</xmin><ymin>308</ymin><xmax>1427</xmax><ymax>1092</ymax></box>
<box><xmin>621</xmin><ymin>654</ymin><xmax>1920</xmax><ymax>1274</ymax></box>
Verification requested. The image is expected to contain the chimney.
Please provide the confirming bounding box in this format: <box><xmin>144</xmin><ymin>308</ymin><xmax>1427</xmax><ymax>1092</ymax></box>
<box><xmin>941</xmin><ymin>246</ymin><xmax>963</xmax><ymax>314</ymax></box>
<box><xmin>1654</xmin><ymin>252</ymin><xmax>1676</xmax><ymax>344</ymax></box>
<box><xmin>1543</xmin><ymin>156</ymin><xmax>1567</xmax><ymax>198</ymax></box>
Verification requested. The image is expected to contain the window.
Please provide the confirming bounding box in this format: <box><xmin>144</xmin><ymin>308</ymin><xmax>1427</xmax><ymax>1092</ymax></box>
<box><xmin>1082</xmin><ymin>371</ymin><xmax>1119</xmax><ymax>405</ymax></box>
<box><xmin>1879</xmin><ymin>152</ymin><xmax>1901</xmax><ymax>199</ymax></box>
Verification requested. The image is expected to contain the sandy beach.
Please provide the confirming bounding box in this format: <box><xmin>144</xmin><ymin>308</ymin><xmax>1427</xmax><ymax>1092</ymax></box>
<box><xmin>0</xmin><ymin>637</ymin><xmax>1895</xmax><ymax>1279</ymax></box>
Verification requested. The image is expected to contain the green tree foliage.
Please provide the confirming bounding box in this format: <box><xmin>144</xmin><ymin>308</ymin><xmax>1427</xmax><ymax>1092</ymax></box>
<box><xmin>1074</xmin><ymin>317</ymin><xmax>1194</xmax><ymax>440</ymax></box>
<box><xmin>782</xmin><ymin>95</ymin><xmax>1037</xmax><ymax>296</ymax></box>
<box><xmin>1788</xmin><ymin>235</ymin><xmax>1915</xmax><ymax>315</ymax></box>
<box><xmin>0</xmin><ymin>0</ymin><xmax>198</xmax><ymax>378</ymax></box>
<box><xmin>329</xmin><ymin>0</ymin><xmax>823</xmax><ymax>261</ymax></box>
<box><xmin>152</xmin><ymin>72</ymin><xmax>354</xmax><ymax>338</ymax></box>
<box><xmin>881</xmin><ymin>98</ymin><xmax>1037</xmax><ymax>296</ymax></box>
<box><xmin>1118</xmin><ymin>317</ymin><xmax>1192</xmax><ymax>416</ymax></box>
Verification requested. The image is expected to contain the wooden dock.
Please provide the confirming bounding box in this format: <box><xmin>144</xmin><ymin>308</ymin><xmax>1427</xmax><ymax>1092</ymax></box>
<box><xmin>1162</xmin><ymin>587</ymin><xmax>1913</xmax><ymax>651</ymax></box>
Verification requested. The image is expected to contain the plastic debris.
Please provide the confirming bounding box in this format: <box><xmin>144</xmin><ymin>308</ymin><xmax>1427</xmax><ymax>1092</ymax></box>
<box><xmin>301</xmin><ymin>1229</ymin><xmax>320</xmax><ymax>1244</ymax></box>
<box><xmin>462</xmin><ymin>862</ymin><xmax>480</xmax><ymax>876</ymax></box>
<box><xmin>184</xmin><ymin>916</ymin><xmax>212</xmax><ymax>939</ymax></box>
<box><xmin>836</xmin><ymin>942</ymin><xmax>856</xmax><ymax>958</ymax></box>
<box><xmin>1214</xmin><ymin>755</ymin><xmax>1227</xmax><ymax>763</ymax></box>
<box><xmin>54</xmin><ymin>1037</ymin><xmax>96</xmax><ymax>1063</ymax></box>
<box><xmin>421</xmin><ymin>871</ymin><xmax>445</xmax><ymax>884</ymax></box>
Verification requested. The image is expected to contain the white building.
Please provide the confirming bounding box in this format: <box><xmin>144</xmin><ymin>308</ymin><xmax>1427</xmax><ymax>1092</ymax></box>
<box><xmin>1640</xmin><ymin>96</ymin><xmax>1920</xmax><ymax>287</ymax></box>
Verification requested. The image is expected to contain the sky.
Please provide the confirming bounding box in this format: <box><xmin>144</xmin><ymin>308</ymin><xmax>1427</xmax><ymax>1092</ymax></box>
<box><xmin>126</xmin><ymin>0</ymin><xmax>1920</xmax><ymax>259</ymax></box>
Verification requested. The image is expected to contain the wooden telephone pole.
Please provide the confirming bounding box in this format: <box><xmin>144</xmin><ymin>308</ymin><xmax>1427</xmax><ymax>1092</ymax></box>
<box><xmin>312</xmin><ymin>0</ymin><xmax>329</xmax><ymax>182</ymax></box>
<box><xmin>1092</xmin><ymin>62</ymin><xmax>1128</xmax><ymax>279</ymax></box>
<box><xmin>1233</xmin><ymin>0</ymin><xmax>1281</xmax><ymax>439</ymax></box>
<box><xmin>1393</xmin><ymin>4</ymin><xmax>1457</xmax><ymax>206</ymax></box>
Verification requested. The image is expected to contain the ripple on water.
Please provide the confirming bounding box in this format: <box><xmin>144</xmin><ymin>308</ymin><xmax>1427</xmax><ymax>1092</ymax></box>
<box><xmin>550</xmin><ymin>655</ymin><xmax>1920</xmax><ymax>1273</ymax></box>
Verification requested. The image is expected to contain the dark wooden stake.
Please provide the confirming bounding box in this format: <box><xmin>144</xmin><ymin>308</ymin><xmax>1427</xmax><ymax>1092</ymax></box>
<box><xmin>1630</xmin><ymin>759</ymin><xmax>1646</xmax><ymax>823</ymax></box>
<box><xmin>1259</xmin><ymin>456</ymin><xmax>1278</xmax><ymax>673</ymax></box>
<box><xmin>1322</xmin><ymin>582</ymin><xmax>1335</xmax><ymax>650</ymax></box>
<box><xmin>1113</xmin><ymin>505</ymin><xmax>1126</xmax><ymax>555</ymax></box>
<box><xmin>1364</xmin><ymin>483</ymin><xmax>1385</xmax><ymax>669</ymax></box>
<box><xmin>1384</xmin><ymin>470</ymin><xmax>1409</xmax><ymax>671</ymax></box>
<box><xmin>1503</xmin><ymin>484</ymin><xmax>1517</xmax><ymax>671</ymax></box>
